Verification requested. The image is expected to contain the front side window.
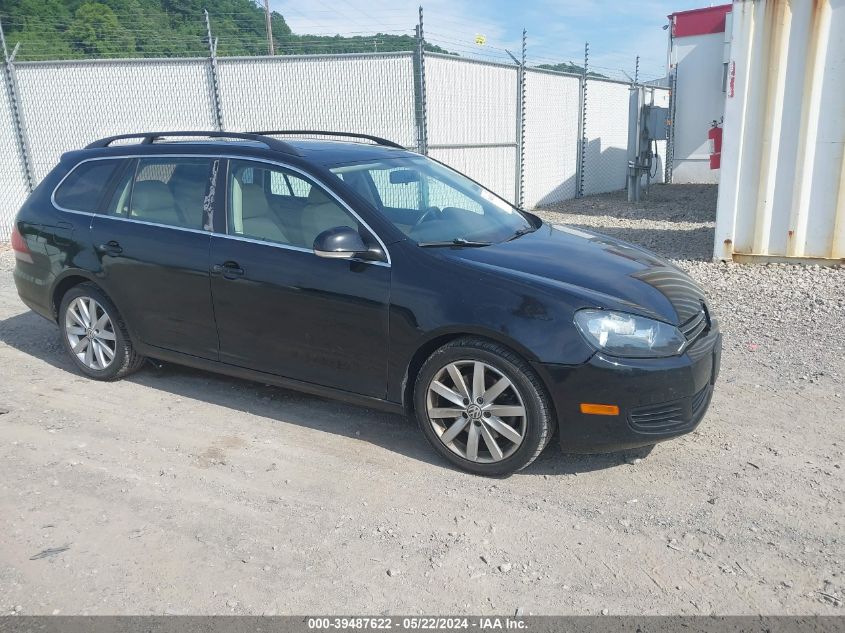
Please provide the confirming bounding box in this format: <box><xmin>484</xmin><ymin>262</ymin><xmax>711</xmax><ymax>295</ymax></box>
<box><xmin>330</xmin><ymin>156</ymin><xmax>530</xmax><ymax>244</ymax></box>
<box><xmin>227</xmin><ymin>160</ymin><xmax>358</xmax><ymax>250</ymax></box>
<box><xmin>109</xmin><ymin>157</ymin><xmax>217</xmax><ymax>230</ymax></box>
<box><xmin>54</xmin><ymin>159</ymin><xmax>123</xmax><ymax>213</ymax></box>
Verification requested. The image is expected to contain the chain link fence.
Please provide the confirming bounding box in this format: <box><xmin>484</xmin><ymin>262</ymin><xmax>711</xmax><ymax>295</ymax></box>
<box><xmin>581</xmin><ymin>79</ymin><xmax>632</xmax><ymax>196</ymax></box>
<box><xmin>16</xmin><ymin>58</ymin><xmax>218</xmax><ymax>183</ymax></box>
<box><xmin>217</xmin><ymin>53</ymin><xmax>417</xmax><ymax>147</ymax></box>
<box><xmin>0</xmin><ymin>77</ymin><xmax>28</xmax><ymax>237</ymax></box>
<box><xmin>426</xmin><ymin>54</ymin><xmax>518</xmax><ymax>202</ymax></box>
<box><xmin>523</xmin><ymin>68</ymin><xmax>582</xmax><ymax>208</ymax></box>
<box><xmin>0</xmin><ymin>43</ymin><xmax>669</xmax><ymax>241</ymax></box>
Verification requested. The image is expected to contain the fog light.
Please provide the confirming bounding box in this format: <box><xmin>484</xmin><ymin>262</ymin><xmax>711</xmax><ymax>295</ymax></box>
<box><xmin>580</xmin><ymin>403</ymin><xmax>620</xmax><ymax>416</ymax></box>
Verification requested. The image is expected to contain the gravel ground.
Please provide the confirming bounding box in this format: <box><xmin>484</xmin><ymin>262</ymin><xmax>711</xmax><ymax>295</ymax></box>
<box><xmin>534</xmin><ymin>184</ymin><xmax>845</xmax><ymax>386</ymax></box>
<box><xmin>0</xmin><ymin>184</ymin><xmax>843</xmax><ymax>616</ymax></box>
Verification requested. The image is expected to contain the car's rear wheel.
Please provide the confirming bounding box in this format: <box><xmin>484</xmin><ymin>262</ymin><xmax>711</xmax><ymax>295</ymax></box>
<box><xmin>414</xmin><ymin>338</ymin><xmax>555</xmax><ymax>476</ymax></box>
<box><xmin>59</xmin><ymin>283</ymin><xmax>144</xmax><ymax>381</ymax></box>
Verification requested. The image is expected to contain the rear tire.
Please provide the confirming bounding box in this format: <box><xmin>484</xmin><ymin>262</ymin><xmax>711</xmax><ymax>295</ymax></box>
<box><xmin>58</xmin><ymin>283</ymin><xmax>144</xmax><ymax>381</ymax></box>
<box><xmin>414</xmin><ymin>337</ymin><xmax>555</xmax><ymax>476</ymax></box>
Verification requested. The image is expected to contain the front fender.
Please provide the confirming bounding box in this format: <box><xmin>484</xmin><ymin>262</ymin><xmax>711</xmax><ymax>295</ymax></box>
<box><xmin>386</xmin><ymin>243</ymin><xmax>596</xmax><ymax>403</ymax></box>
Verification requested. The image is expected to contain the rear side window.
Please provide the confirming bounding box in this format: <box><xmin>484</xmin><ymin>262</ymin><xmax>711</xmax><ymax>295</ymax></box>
<box><xmin>54</xmin><ymin>160</ymin><xmax>122</xmax><ymax>213</ymax></box>
<box><xmin>109</xmin><ymin>157</ymin><xmax>218</xmax><ymax>231</ymax></box>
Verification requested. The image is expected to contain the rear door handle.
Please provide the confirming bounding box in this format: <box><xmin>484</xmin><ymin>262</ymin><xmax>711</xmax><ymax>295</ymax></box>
<box><xmin>96</xmin><ymin>240</ymin><xmax>123</xmax><ymax>256</ymax></box>
<box><xmin>212</xmin><ymin>261</ymin><xmax>245</xmax><ymax>279</ymax></box>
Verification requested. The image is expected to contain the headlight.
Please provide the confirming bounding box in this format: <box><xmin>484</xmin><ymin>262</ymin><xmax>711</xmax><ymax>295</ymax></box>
<box><xmin>574</xmin><ymin>309</ymin><xmax>686</xmax><ymax>358</ymax></box>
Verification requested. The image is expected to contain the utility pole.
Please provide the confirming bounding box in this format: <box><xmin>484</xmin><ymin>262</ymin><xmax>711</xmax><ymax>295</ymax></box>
<box><xmin>264</xmin><ymin>0</ymin><xmax>275</xmax><ymax>56</ymax></box>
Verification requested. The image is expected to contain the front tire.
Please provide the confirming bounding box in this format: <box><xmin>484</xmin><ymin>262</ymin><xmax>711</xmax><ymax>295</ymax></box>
<box><xmin>414</xmin><ymin>338</ymin><xmax>555</xmax><ymax>476</ymax></box>
<box><xmin>59</xmin><ymin>283</ymin><xmax>144</xmax><ymax>381</ymax></box>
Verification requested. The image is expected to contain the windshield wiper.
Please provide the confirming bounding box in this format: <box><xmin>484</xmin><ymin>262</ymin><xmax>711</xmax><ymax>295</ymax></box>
<box><xmin>505</xmin><ymin>226</ymin><xmax>538</xmax><ymax>242</ymax></box>
<box><xmin>417</xmin><ymin>238</ymin><xmax>492</xmax><ymax>248</ymax></box>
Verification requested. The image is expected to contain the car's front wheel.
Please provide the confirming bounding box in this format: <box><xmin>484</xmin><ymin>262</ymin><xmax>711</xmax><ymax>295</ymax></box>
<box><xmin>59</xmin><ymin>283</ymin><xmax>144</xmax><ymax>381</ymax></box>
<box><xmin>414</xmin><ymin>338</ymin><xmax>555</xmax><ymax>476</ymax></box>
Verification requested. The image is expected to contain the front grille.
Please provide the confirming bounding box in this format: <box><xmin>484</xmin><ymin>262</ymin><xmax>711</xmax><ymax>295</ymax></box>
<box><xmin>628</xmin><ymin>385</ymin><xmax>711</xmax><ymax>434</ymax></box>
<box><xmin>680</xmin><ymin>306</ymin><xmax>708</xmax><ymax>342</ymax></box>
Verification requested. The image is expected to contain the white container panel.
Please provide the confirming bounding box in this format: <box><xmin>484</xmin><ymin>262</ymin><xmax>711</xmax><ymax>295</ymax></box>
<box><xmin>715</xmin><ymin>0</ymin><xmax>845</xmax><ymax>262</ymax></box>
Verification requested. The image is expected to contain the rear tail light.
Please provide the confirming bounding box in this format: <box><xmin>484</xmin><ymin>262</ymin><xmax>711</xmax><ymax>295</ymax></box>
<box><xmin>11</xmin><ymin>225</ymin><xmax>34</xmax><ymax>263</ymax></box>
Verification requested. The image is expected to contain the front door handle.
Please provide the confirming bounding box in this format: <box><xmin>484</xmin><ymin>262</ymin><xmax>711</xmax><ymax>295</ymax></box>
<box><xmin>96</xmin><ymin>240</ymin><xmax>123</xmax><ymax>256</ymax></box>
<box><xmin>212</xmin><ymin>261</ymin><xmax>245</xmax><ymax>279</ymax></box>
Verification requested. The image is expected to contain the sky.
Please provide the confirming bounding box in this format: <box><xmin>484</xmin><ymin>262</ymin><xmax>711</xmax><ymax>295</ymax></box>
<box><xmin>272</xmin><ymin>0</ymin><xmax>720</xmax><ymax>82</ymax></box>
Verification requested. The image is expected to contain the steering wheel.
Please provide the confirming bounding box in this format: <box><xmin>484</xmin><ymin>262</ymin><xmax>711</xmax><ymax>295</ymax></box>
<box><xmin>413</xmin><ymin>206</ymin><xmax>442</xmax><ymax>229</ymax></box>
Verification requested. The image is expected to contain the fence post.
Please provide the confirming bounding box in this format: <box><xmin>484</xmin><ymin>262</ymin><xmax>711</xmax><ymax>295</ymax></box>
<box><xmin>575</xmin><ymin>42</ymin><xmax>589</xmax><ymax>198</ymax></box>
<box><xmin>514</xmin><ymin>29</ymin><xmax>526</xmax><ymax>208</ymax></box>
<box><xmin>665</xmin><ymin>64</ymin><xmax>677</xmax><ymax>184</ymax></box>
<box><xmin>0</xmin><ymin>19</ymin><xmax>33</xmax><ymax>193</ymax></box>
<box><xmin>204</xmin><ymin>10</ymin><xmax>225</xmax><ymax>131</ymax></box>
<box><xmin>413</xmin><ymin>7</ymin><xmax>428</xmax><ymax>155</ymax></box>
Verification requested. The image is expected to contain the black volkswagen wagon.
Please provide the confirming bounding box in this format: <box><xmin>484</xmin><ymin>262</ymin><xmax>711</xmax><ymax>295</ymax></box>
<box><xmin>12</xmin><ymin>131</ymin><xmax>721</xmax><ymax>476</ymax></box>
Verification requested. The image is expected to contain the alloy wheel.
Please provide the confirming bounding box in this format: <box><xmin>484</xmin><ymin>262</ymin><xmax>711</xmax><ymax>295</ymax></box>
<box><xmin>64</xmin><ymin>296</ymin><xmax>117</xmax><ymax>371</ymax></box>
<box><xmin>426</xmin><ymin>360</ymin><xmax>527</xmax><ymax>463</ymax></box>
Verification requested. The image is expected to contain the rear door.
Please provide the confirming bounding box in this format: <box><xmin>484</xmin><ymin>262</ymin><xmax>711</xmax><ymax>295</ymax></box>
<box><xmin>90</xmin><ymin>156</ymin><xmax>222</xmax><ymax>360</ymax></box>
<box><xmin>209</xmin><ymin>159</ymin><xmax>391</xmax><ymax>398</ymax></box>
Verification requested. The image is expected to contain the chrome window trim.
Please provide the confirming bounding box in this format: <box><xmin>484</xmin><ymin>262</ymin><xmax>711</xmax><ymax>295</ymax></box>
<box><xmin>51</xmin><ymin>153</ymin><xmax>392</xmax><ymax>267</ymax></box>
<box><xmin>213</xmin><ymin>232</ymin><xmax>389</xmax><ymax>267</ymax></box>
<box><xmin>95</xmin><ymin>213</ymin><xmax>212</xmax><ymax>236</ymax></box>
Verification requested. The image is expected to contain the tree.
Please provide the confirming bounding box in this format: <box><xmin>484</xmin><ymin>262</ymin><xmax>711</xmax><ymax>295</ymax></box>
<box><xmin>67</xmin><ymin>2</ymin><xmax>135</xmax><ymax>57</ymax></box>
<box><xmin>537</xmin><ymin>62</ymin><xmax>606</xmax><ymax>78</ymax></box>
<box><xmin>0</xmin><ymin>0</ymin><xmax>451</xmax><ymax>60</ymax></box>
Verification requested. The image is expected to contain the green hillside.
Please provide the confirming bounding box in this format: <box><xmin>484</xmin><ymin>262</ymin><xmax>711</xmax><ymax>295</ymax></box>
<box><xmin>0</xmin><ymin>0</ymin><xmax>451</xmax><ymax>60</ymax></box>
<box><xmin>537</xmin><ymin>62</ymin><xmax>604</xmax><ymax>78</ymax></box>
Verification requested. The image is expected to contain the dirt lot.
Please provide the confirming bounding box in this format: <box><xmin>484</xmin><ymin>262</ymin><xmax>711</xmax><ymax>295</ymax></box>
<box><xmin>0</xmin><ymin>184</ymin><xmax>843</xmax><ymax>615</ymax></box>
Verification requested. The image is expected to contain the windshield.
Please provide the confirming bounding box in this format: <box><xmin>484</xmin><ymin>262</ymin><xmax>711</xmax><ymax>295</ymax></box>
<box><xmin>329</xmin><ymin>156</ymin><xmax>534</xmax><ymax>245</ymax></box>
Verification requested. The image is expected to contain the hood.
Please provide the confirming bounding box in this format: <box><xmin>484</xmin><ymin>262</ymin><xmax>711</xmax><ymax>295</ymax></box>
<box><xmin>439</xmin><ymin>222</ymin><xmax>706</xmax><ymax>325</ymax></box>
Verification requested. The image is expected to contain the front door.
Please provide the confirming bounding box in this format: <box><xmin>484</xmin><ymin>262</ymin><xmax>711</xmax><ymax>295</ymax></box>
<box><xmin>209</xmin><ymin>159</ymin><xmax>391</xmax><ymax>398</ymax></box>
<box><xmin>90</xmin><ymin>156</ymin><xmax>222</xmax><ymax>360</ymax></box>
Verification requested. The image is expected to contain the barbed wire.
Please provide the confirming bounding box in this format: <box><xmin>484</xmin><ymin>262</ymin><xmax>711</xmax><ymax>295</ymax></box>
<box><xmin>0</xmin><ymin>7</ymin><xmax>666</xmax><ymax>81</ymax></box>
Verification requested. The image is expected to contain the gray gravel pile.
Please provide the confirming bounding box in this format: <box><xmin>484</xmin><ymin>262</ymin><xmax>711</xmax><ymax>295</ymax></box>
<box><xmin>536</xmin><ymin>183</ymin><xmax>717</xmax><ymax>261</ymax></box>
<box><xmin>680</xmin><ymin>260</ymin><xmax>844</xmax><ymax>387</ymax></box>
<box><xmin>534</xmin><ymin>184</ymin><xmax>845</xmax><ymax>387</ymax></box>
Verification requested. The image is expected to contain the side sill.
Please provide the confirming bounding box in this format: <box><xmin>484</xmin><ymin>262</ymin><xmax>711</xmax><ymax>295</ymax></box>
<box><xmin>134</xmin><ymin>342</ymin><xmax>406</xmax><ymax>415</ymax></box>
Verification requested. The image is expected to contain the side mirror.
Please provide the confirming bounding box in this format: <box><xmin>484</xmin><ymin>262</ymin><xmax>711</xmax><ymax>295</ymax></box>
<box><xmin>313</xmin><ymin>226</ymin><xmax>368</xmax><ymax>259</ymax></box>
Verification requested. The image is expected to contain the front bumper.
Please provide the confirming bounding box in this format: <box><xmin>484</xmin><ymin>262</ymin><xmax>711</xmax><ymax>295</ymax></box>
<box><xmin>534</xmin><ymin>324</ymin><xmax>722</xmax><ymax>453</ymax></box>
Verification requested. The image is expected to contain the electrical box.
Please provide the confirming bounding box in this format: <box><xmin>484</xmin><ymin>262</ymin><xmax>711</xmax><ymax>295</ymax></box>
<box><xmin>645</xmin><ymin>106</ymin><xmax>669</xmax><ymax>140</ymax></box>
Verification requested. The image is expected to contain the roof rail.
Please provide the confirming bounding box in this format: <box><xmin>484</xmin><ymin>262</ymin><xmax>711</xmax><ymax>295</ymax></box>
<box><xmin>253</xmin><ymin>130</ymin><xmax>405</xmax><ymax>150</ymax></box>
<box><xmin>85</xmin><ymin>131</ymin><xmax>302</xmax><ymax>156</ymax></box>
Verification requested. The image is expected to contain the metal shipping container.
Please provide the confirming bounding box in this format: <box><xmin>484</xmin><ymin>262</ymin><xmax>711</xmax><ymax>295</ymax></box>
<box><xmin>714</xmin><ymin>0</ymin><xmax>845</xmax><ymax>264</ymax></box>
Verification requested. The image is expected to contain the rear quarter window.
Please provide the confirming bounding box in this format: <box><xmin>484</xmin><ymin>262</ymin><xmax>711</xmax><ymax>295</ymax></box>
<box><xmin>54</xmin><ymin>160</ymin><xmax>123</xmax><ymax>213</ymax></box>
